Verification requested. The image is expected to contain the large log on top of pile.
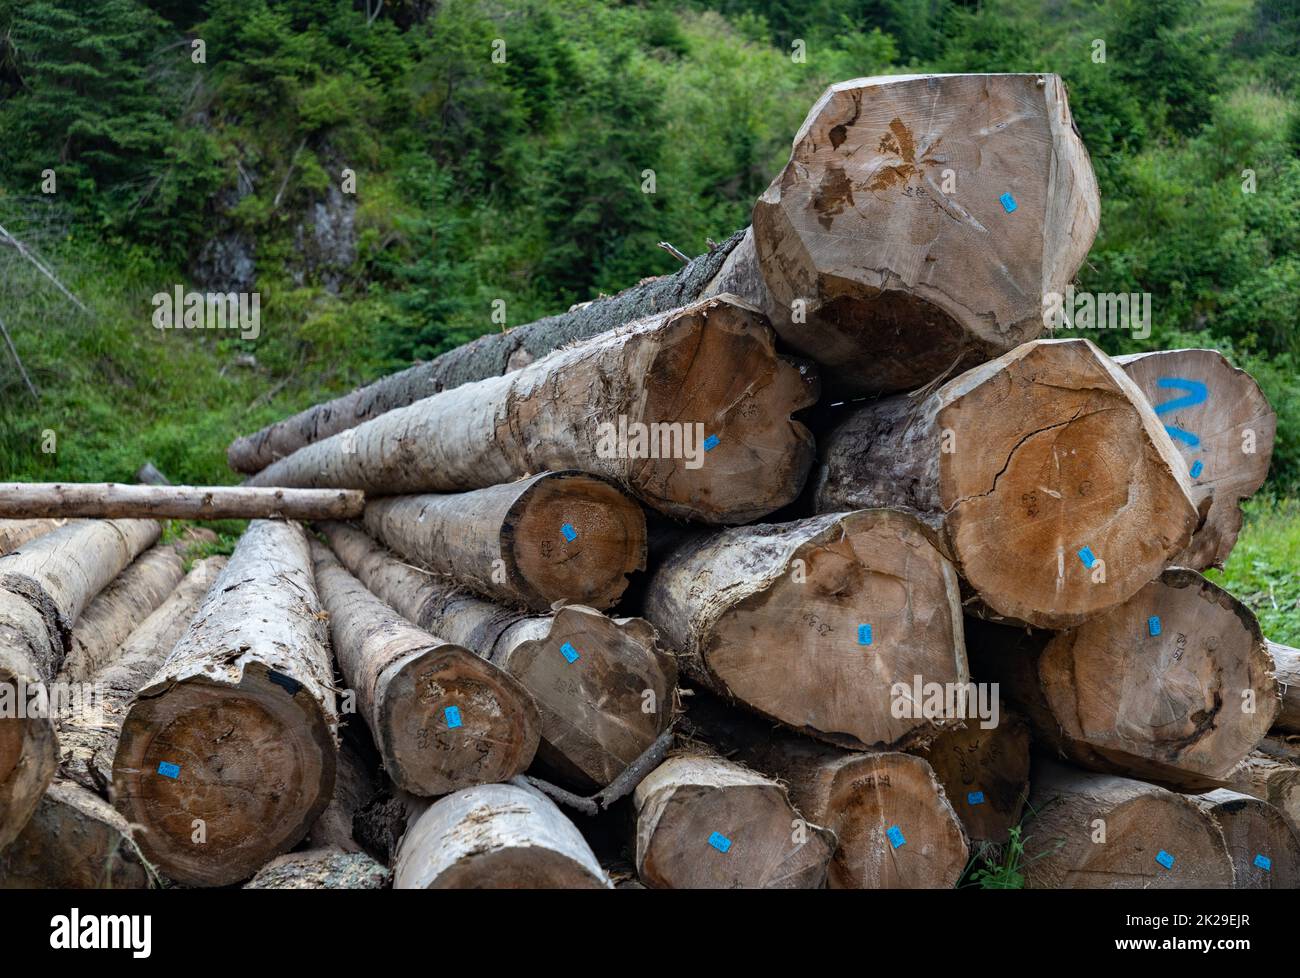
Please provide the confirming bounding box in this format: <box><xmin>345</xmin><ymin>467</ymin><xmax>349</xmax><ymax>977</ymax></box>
<box><xmin>227</xmin><ymin>73</ymin><xmax>1097</xmax><ymax>474</ymax></box>
<box><xmin>393</xmin><ymin>782</ymin><xmax>612</xmax><ymax>888</ymax></box>
<box><xmin>320</xmin><ymin>521</ymin><xmax>676</xmax><ymax>790</ymax></box>
<box><xmin>0</xmin><ymin>518</ymin><xmax>159</xmax><ymax>848</ymax></box>
<box><xmin>632</xmin><ymin>754</ymin><xmax>836</xmax><ymax>889</ymax></box>
<box><xmin>1024</xmin><ymin>760</ymin><xmax>1235</xmax><ymax>888</ymax></box>
<box><xmin>0</xmin><ymin>483</ymin><xmax>364</xmax><ymax>520</ymax></box>
<box><xmin>362</xmin><ymin>472</ymin><xmax>646</xmax><ymax>612</ymax></box>
<box><xmin>310</xmin><ymin>540</ymin><xmax>540</xmax><ymax>794</ymax></box>
<box><xmin>113</xmin><ymin>521</ymin><xmax>338</xmax><ymax>887</ymax></box>
<box><xmin>1188</xmin><ymin>789</ymin><xmax>1300</xmax><ymax>889</ymax></box>
<box><xmin>1116</xmin><ymin>349</ymin><xmax>1276</xmax><ymax>570</ymax></box>
<box><xmin>814</xmin><ymin>338</ymin><xmax>1198</xmax><ymax>629</ymax></box>
<box><xmin>970</xmin><ymin>569</ymin><xmax>1278</xmax><ymax>791</ymax></box>
<box><xmin>0</xmin><ymin>558</ymin><xmax>225</xmax><ymax>889</ymax></box>
<box><xmin>249</xmin><ymin>295</ymin><xmax>816</xmax><ymax>525</ymax></box>
<box><xmin>644</xmin><ymin>508</ymin><xmax>967</xmax><ymax>751</ymax></box>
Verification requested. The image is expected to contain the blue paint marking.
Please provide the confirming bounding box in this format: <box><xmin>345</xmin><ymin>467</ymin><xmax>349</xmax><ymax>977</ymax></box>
<box><xmin>1078</xmin><ymin>547</ymin><xmax>1097</xmax><ymax>568</ymax></box>
<box><xmin>858</xmin><ymin>623</ymin><xmax>873</xmax><ymax>646</ymax></box>
<box><xmin>561</xmin><ymin>522</ymin><xmax>578</xmax><ymax>542</ymax></box>
<box><xmin>703</xmin><ymin>434</ymin><xmax>720</xmax><ymax>452</ymax></box>
<box><xmin>1148</xmin><ymin>616</ymin><xmax>1162</xmax><ymax>637</ymax></box>
<box><xmin>444</xmin><ymin>706</ymin><xmax>463</xmax><ymax>729</ymax></box>
<box><xmin>708</xmin><ymin>832</ymin><xmax>732</xmax><ymax>853</ymax></box>
<box><xmin>1153</xmin><ymin>378</ymin><xmax>1209</xmax><ymax>416</ymax></box>
<box><xmin>560</xmin><ymin>641</ymin><xmax>580</xmax><ymax>664</ymax></box>
<box><xmin>157</xmin><ymin>762</ymin><xmax>180</xmax><ymax>780</ymax></box>
<box><xmin>1164</xmin><ymin>425</ymin><xmax>1201</xmax><ymax>448</ymax></box>
<box><xmin>999</xmin><ymin>192</ymin><xmax>1017</xmax><ymax>213</ymax></box>
<box><xmin>1254</xmin><ymin>854</ymin><xmax>1272</xmax><ymax>872</ymax></box>
<box><xmin>887</xmin><ymin>825</ymin><xmax>906</xmax><ymax>849</ymax></box>
<box><xmin>1190</xmin><ymin>459</ymin><xmax>1204</xmax><ymax>479</ymax></box>
<box><xmin>1155</xmin><ymin>850</ymin><xmax>1175</xmax><ymax>870</ymax></box>
<box><xmin>967</xmin><ymin>791</ymin><xmax>985</xmax><ymax>806</ymax></box>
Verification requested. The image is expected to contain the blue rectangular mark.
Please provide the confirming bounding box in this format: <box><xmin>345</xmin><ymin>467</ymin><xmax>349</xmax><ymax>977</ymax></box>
<box><xmin>1254</xmin><ymin>854</ymin><xmax>1272</xmax><ymax>872</ymax></box>
<box><xmin>999</xmin><ymin>192</ymin><xmax>1017</xmax><ymax>213</ymax></box>
<box><xmin>1078</xmin><ymin>547</ymin><xmax>1096</xmax><ymax>569</ymax></box>
<box><xmin>1148</xmin><ymin>616</ymin><xmax>1162</xmax><ymax>637</ymax></box>
<box><xmin>887</xmin><ymin>825</ymin><xmax>906</xmax><ymax>849</ymax></box>
<box><xmin>708</xmin><ymin>831</ymin><xmax>731</xmax><ymax>853</ymax></box>
<box><xmin>444</xmin><ymin>706</ymin><xmax>462</xmax><ymax>729</ymax></box>
<box><xmin>1155</xmin><ymin>850</ymin><xmax>1175</xmax><ymax>870</ymax></box>
<box><xmin>561</xmin><ymin>522</ymin><xmax>577</xmax><ymax>542</ymax></box>
<box><xmin>560</xmin><ymin>642</ymin><xmax>580</xmax><ymax>664</ymax></box>
<box><xmin>703</xmin><ymin>434</ymin><xmax>720</xmax><ymax>452</ymax></box>
<box><xmin>157</xmin><ymin>762</ymin><xmax>180</xmax><ymax>780</ymax></box>
<box><xmin>857</xmin><ymin>623</ymin><xmax>873</xmax><ymax>646</ymax></box>
<box><xmin>967</xmin><ymin>791</ymin><xmax>985</xmax><ymax>806</ymax></box>
<box><xmin>1190</xmin><ymin>459</ymin><xmax>1204</xmax><ymax>479</ymax></box>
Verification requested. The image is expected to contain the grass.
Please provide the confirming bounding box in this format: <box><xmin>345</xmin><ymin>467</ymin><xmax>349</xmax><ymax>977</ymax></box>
<box><xmin>1206</xmin><ymin>496</ymin><xmax>1300</xmax><ymax>645</ymax></box>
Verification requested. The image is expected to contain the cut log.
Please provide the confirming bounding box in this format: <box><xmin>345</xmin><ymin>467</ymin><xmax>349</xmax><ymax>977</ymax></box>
<box><xmin>310</xmin><ymin>539</ymin><xmax>540</xmax><ymax>795</ymax></box>
<box><xmin>112</xmin><ymin>521</ymin><xmax>338</xmax><ymax>887</ymax></box>
<box><xmin>393</xmin><ymin>782</ymin><xmax>612</xmax><ymax>888</ymax></box>
<box><xmin>58</xmin><ymin>544</ymin><xmax>184</xmax><ymax>683</ymax></box>
<box><xmin>0</xmin><ymin>518</ymin><xmax>66</xmax><ymax>555</ymax></box>
<box><xmin>1210</xmin><ymin>736</ymin><xmax>1300</xmax><ymax>836</ymax></box>
<box><xmin>134</xmin><ymin>462</ymin><xmax>172</xmax><ymax>486</ymax></box>
<box><xmin>741</xmin><ymin>72</ymin><xmax>1098</xmax><ymax>397</ymax></box>
<box><xmin>319</xmin><ymin>521</ymin><xmax>676</xmax><ymax>790</ymax></box>
<box><xmin>0</xmin><ymin>518</ymin><xmax>159</xmax><ymax>848</ymax></box>
<box><xmin>907</xmin><ymin>707</ymin><xmax>1031</xmax><ymax>845</ymax></box>
<box><xmin>362</xmin><ymin>472</ymin><xmax>646</xmax><ymax>612</ymax></box>
<box><xmin>228</xmin><ymin>74</ymin><xmax>1098</xmax><ymax>473</ymax></box>
<box><xmin>644</xmin><ymin>509</ymin><xmax>967</xmax><ymax>750</ymax></box>
<box><xmin>970</xmin><ymin>570</ymin><xmax>1277</xmax><ymax>790</ymax></box>
<box><xmin>249</xmin><ymin>295</ymin><xmax>818</xmax><ymax>525</ymax></box>
<box><xmin>243</xmin><ymin>846</ymin><xmax>391</xmax><ymax>889</ymax></box>
<box><xmin>1023</xmin><ymin>759</ymin><xmax>1235</xmax><ymax>888</ymax></box>
<box><xmin>814</xmin><ymin>338</ymin><xmax>1198</xmax><ymax>629</ymax></box>
<box><xmin>1269</xmin><ymin>641</ymin><xmax>1300</xmax><ymax>734</ymax></box>
<box><xmin>1189</xmin><ymin>788</ymin><xmax>1300</xmax><ymax>889</ymax></box>
<box><xmin>1116</xmin><ymin>349</ymin><xmax>1276</xmax><ymax>570</ymax></box>
<box><xmin>632</xmin><ymin>754</ymin><xmax>836</xmax><ymax>889</ymax></box>
<box><xmin>0</xmin><ymin>482</ymin><xmax>363</xmax><ymax>520</ymax></box>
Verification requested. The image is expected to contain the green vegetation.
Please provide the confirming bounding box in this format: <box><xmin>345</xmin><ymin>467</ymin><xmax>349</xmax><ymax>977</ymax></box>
<box><xmin>0</xmin><ymin>1</ymin><xmax>1295</xmax><ymax>627</ymax></box>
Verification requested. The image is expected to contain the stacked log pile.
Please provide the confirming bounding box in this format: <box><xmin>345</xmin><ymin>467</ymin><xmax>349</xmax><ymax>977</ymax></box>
<box><xmin>1</xmin><ymin>72</ymin><xmax>1296</xmax><ymax>889</ymax></box>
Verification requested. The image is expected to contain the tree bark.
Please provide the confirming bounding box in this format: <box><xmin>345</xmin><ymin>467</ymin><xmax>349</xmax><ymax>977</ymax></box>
<box><xmin>1268</xmin><ymin>642</ymin><xmax>1300</xmax><ymax>734</ymax></box>
<box><xmin>814</xmin><ymin>338</ymin><xmax>1199</xmax><ymax>629</ymax></box>
<box><xmin>970</xmin><ymin>569</ymin><xmax>1278</xmax><ymax>791</ymax></box>
<box><xmin>0</xmin><ymin>483</ymin><xmax>363</xmax><ymax>520</ymax></box>
<box><xmin>0</xmin><ymin>518</ymin><xmax>67</xmax><ymax>555</ymax></box>
<box><xmin>0</xmin><ymin>518</ymin><xmax>159</xmax><ymax>848</ymax></box>
<box><xmin>1209</xmin><ymin>735</ymin><xmax>1300</xmax><ymax>836</ymax></box>
<box><xmin>318</xmin><ymin>521</ymin><xmax>676</xmax><ymax>790</ymax></box>
<box><xmin>1116</xmin><ymin>349</ymin><xmax>1276</xmax><ymax>570</ymax></box>
<box><xmin>907</xmin><ymin>706</ymin><xmax>1031</xmax><ymax>845</ymax></box>
<box><xmin>58</xmin><ymin>544</ymin><xmax>184</xmax><ymax>683</ymax></box>
<box><xmin>1188</xmin><ymin>788</ymin><xmax>1300</xmax><ymax>889</ymax></box>
<box><xmin>632</xmin><ymin>754</ymin><xmax>836</xmax><ymax>889</ymax></box>
<box><xmin>644</xmin><ymin>509</ymin><xmax>967</xmax><ymax>751</ymax></box>
<box><xmin>249</xmin><ymin>295</ymin><xmax>818</xmax><ymax>525</ymax></box>
<box><xmin>1023</xmin><ymin>759</ymin><xmax>1235</xmax><ymax>889</ymax></box>
<box><xmin>362</xmin><ymin>472</ymin><xmax>646</xmax><ymax>613</ymax></box>
<box><xmin>112</xmin><ymin>521</ymin><xmax>338</xmax><ymax>887</ymax></box>
<box><xmin>310</xmin><ymin>539</ymin><xmax>540</xmax><ymax>795</ymax></box>
<box><xmin>243</xmin><ymin>846</ymin><xmax>391</xmax><ymax>889</ymax></box>
<box><xmin>392</xmin><ymin>781</ymin><xmax>612</xmax><ymax>888</ymax></box>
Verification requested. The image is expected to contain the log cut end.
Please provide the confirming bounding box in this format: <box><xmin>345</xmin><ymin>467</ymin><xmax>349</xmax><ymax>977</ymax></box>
<box><xmin>937</xmin><ymin>338</ymin><xmax>1197</xmax><ymax>628</ymax></box>
<box><xmin>0</xmin><ymin>712</ymin><xmax>58</xmax><ymax>851</ymax></box>
<box><xmin>752</xmin><ymin>73</ymin><xmax>1099</xmax><ymax>396</ymax></box>
<box><xmin>1191</xmin><ymin>789</ymin><xmax>1300</xmax><ymax>889</ymax></box>
<box><xmin>633</xmin><ymin>755</ymin><xmax>836</xmax><ymax>889</ymax></box>
<box><xmin>112</xmin><ymin>661</ymin><xmax>337</xmax><ymax>887</ymax></box>
<box><xmin>1117</xmin><ymin>349</ymin><xmax>1277</xmax><ymax>570</ymax></box>
<box><xmin>0</xmin><ymin>779</ymin><xmax>153</xmax><ymax>889</ymax></box>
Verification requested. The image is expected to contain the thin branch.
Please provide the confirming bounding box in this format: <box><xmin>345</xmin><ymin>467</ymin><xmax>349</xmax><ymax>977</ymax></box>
<box><xmin>0</xmin><ymin>313</ymin><xmax>39</xmax><ymax>401</ymax></box>
<box><xmin>272</xmin><ymin>137</ymin><xmax>309</xmax><ymax>210</ymax></box>
<box><xmin>0</xmin><ymin>222</ymin><xmax>88</xmax><ymax>313</ymax></box>
<box><xmin>516</xmin><ymin>723</ymin><xmax>677</xmax><ymax>816</ymax></box>
<box><xmin>657</xmin><ymin>241</ymin><xmax>690</xmax><ymax>264</ymax></box>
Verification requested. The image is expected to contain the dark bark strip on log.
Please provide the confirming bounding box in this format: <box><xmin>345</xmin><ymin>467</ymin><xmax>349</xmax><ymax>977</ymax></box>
<box><xmin>1268</xmin><ymin>641</ymin><xmax>1300</xmax><ymax>735</ymax></box>
<box><xmin>814</xmin><ymin>338</ymin><xmax>1198</xmax><ymax>629</ymax></box>
<box><xmin>362</xmin><ymin>472</ymin><xmax>646</xmax><ymax>612</ymax></box>
<box><xmin>112</xmin><ymin>521</ymin><xmax>338</xmax><ymax>887</ymax></box>
<box><xmin>1116</xmin><ymin>349</ymin><xmax>1276</xmax><ymax>571</ymax></box>
<box><xmin>0</xmin><ymin>483</ymin><xmax>364</xmax><ymax>521</ymax></box>
<box><xmin>318</xmin><ymin>522</ymin><xmax>676</xmax><ymax>790</ymax></box>
<box><xmin>58</xmin><ymin>544</ymin><xmax>184</xmax><ymax>683</ymax></box>
<box><xmin>644</xmin><ymin>509</ymin><xmax>967</xmax><ymax>751</ymax></box>
<box><xmin>1024</xmin><ymin>759</ymin><xmax>1235</xmax><ymax>889</ymax></box>
<box><xmin>310</xmin><ymin>540</ymin><xmax>540</xmax><ymax>795</ymax></box>
<box><xmin>970</xmin><ymin>570</ymin><xmax>1277</xmax><ymax>791</ymax></box>
<box><xmin>632</xmin><ymin>754</ymin><xmax>836</xmax><ymax>889</ymax></box>
<box><xmin>250</xmin><ymin>295</ymin><xmax>818</xmax><ymax>526</ymax></box>
<box><xmin>1189</xmin><ymin>788</ymin><xmax>1300</xmax><ymax>889</ymax></box>
<box><xmin>393</xmin><ymin>782</ymin><xmax>612</xmax><ymax>888</ymax></box>
<box><xmin>0</xmin><ymin>518</ymin><xmax>159</xmax><ymax>848</ymax></box>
